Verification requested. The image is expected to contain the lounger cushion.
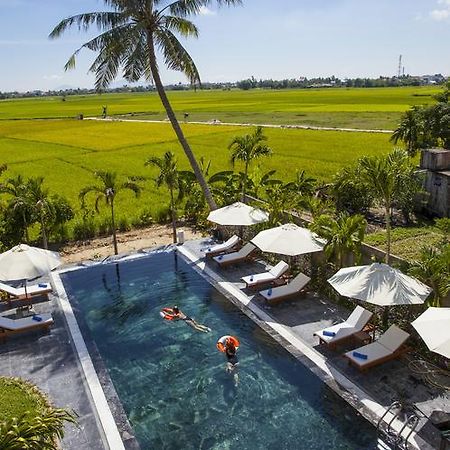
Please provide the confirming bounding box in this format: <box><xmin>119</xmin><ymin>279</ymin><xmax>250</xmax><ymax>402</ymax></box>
<box><xmin>377</xmin><ymin>325</ymin><xmax>410</xmax><ymax>352</ymax></box>
<box><xmin>260</xmin><ymin>273</ymin><xmax>310</xmax><ymax>300</ymax></box>
<box><xmin>213</xmin><ymin>243</ymin><xmax>255</xmax><ymax>265</ymax></box>
<box><xmin>344</xmin><ymin>342</ymin><xmax>391</xmax><ymax>367</ymax></box>
<box><xmin>241</xmin><ymin>261</ymin><xmax>289</xmax><ymax>287</ymax></box>
<box><xmin>206</xmin><ymin>235</ymin><xmax>239</xmax><ymax>254</ymax></box>
<box><xmin>0</xmin><ymin>313</ymin><xmax>53</xmax><ymax>331</ymax></box>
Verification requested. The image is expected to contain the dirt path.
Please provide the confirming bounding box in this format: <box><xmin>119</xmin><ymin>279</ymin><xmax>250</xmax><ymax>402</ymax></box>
<box><xmin>59</xmin><ymin>224</ymin><xmax>205</xmax><ymax>264</ymax></box>
<box><xmin>86</xmin><ymin>117</ymin><xmax>393</xmax><ymax>134</ymax></box>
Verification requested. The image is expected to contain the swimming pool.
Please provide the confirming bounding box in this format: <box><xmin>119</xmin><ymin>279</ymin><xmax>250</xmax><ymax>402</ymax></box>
<box><xmin>61</xmin><ymin>250</ymin><xmax>378</xmax><ymax>449</ymax></box>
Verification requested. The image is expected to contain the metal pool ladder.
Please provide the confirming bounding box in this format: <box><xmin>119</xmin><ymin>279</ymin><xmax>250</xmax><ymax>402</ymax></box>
<box><xmin>376</xmin><ymin>401</ymin><xmax>420</xmax><ymax>449</ymax></box>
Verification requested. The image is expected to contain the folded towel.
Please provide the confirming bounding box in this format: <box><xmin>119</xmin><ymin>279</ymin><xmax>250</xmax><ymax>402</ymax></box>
<box><xmin>32</xmin><ymin>315</ymin><xmax>43</xmax><ymax>322</ymax></box>
<box><xmin>267</xmin><ymin>288</ymin><xmax>272</xmax><ymax>296</ymax></box>
<box><xmin>352</xmin><ymin>351</ymin><xmax>368</xmax><ymax>360</ymax></box>
<box><xmin>38</xmin><ymin>283</ymin><xmax>47</xmax><ymax>288</ymax></box>
<box><xmin>322</xmin><ymin>330</ymin><xmax>336</xmax><ymax>337</ymax></box>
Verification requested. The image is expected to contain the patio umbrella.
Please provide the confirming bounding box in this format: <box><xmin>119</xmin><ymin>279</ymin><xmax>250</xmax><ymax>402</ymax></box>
<box><xmin>207</xmin><ymin>201</ymin><xmax>269</xmax><ymax>226</ymax></box>
<box><xmin>0</xmin><ymin>244</ymin><xmax>61</xmax><ymax>297</ymax></box>
<box><xmin>327</xmin><ymin>263</ymin><xmax>432</xmax><ymax>307</ymax></box>
<box><xmin>411</xmin><ymin>307</ymin><xmax>450</xmax><ymax>359</ymax></box>
<box><xmin>251</xmin><ymin>223</ymin><xmax>325</xmax><ymax>257</ymax></box>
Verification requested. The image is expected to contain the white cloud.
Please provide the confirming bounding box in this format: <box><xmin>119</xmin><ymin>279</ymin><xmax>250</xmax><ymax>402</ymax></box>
<box><xmin>199</xmin><ymin>6</ymin><xmax>216</xmax><ymax>16</ymax></box>
<box><xmin>430</xmin><ymin>0</ymin><xmax>450</xmax><ymax>21</ymax></box>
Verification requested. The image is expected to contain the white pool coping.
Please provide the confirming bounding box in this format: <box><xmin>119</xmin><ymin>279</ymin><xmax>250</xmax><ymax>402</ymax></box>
<box><xmin>52</xmin><ymin>272</ymin><xmax>125</xmax><ymax>450</ymax></box>
<box><xmin>177</xmin><ymin>245</ymin><xmax>432</xmax><ymax>450</ymax></box>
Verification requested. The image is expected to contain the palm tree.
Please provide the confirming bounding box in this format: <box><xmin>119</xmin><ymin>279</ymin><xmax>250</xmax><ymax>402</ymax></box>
<box><xmin>50</xmin><ymin>1</ymin><xmax>242</xmax><ymax>212</ymax></box>
<box><xmin>284</xmin><ymin>170</ymin><xmax>317</xmax><ymax>197</ymax></box>
<box><xmin>0</xmin><ymin>175</ymin><xmax>31</xmax><ymax>243</ymax></box>
<box><xmin>80</xmin><ymin>171</ymin><xmax>141</xmax><ymax>255</ymax></box>
<box><xmin>310</xmin><ymin>213</ymin><xmax>366</xmax><ymax>268</ymax></box>
<box><xmin>27</xmin><ymin>177</ymin><xmax>53</xmax><ymax>249</ymax></box>
<box><xmin>357</xmin><ymin>149</ymin><xmax>410</xmax><ymax>264</ymax></box>
<box><xmin>145</xmin><ymin>151</ymin><xmax>181</xmax><ymax>243</ymax></box>
<box><xmin>229</xmin><ymin>126</ymin><xmax>272</xmax><ymax>202</ymax></box>
<box><xmin>390</xmin><ymin>107</ymin><xmax>424</xmax><ymax>156</ymax></box>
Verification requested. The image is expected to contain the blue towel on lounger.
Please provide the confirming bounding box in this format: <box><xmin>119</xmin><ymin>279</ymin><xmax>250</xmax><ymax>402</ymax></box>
<box><xmin>32</xmin><ymin>315</ymin><xmax>43</xmax><ymax>322</ymax></box>
<box><xmin>267</xmin><ymin>288</ymin><xmax>272</xmax><ymax>296</ymax></box>
<box><xmin>352</xmin><ymin>351</ymin><xmax>368</xmax><ymax>360</ymax></box>
<box><xmin>38</xmin><ymin>283</ymin><xmax>47</xmax><ymax>288</ymax></box>
<box><xmin>218</xmin><ymin>255</ymin><xmax>223</xmax><ymax>260</ymax></box>
<box><xmin>322</xmin><ymin>330</ymin><xmax>336</xmax><ymax>337</ymax></box>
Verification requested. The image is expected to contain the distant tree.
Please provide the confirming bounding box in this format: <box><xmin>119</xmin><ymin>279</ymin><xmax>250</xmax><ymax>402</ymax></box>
<box><xmin>80</xmin><ymin>171</ymin><xmax>140</xmax><ymax>255</ymax></box>
<box><xmin>50</xmin><ymin>0</ymin><xmax>242</xmax><ymax>213</ymax></box>
<box><xmin>146</xmin><ymin>151</ymin><xmax>182</xmax><ymax>243</ymax></box>
<box><xmin>390</xmin><ymin>108</ymin><xmax>424</xmax><ymax>156</ymax></box>
<box><xmin>229</xmin><ymin>126</ymin><xmax>272</xmax><ymax>202</ymax></box>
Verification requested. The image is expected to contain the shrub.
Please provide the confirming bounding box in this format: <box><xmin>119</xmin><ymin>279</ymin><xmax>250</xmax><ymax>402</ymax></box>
<box><xmin>153</xmin><ymin>205</ymin><xmax>171</xmax><ymax>224</ymax></box>
<box><xmin>72</xmin><ymin>218</ymin><xmax>96</xmax><ymax>240</ymax></box>
<box><xmin>117</xmin><ymin>217</ymin><xmax>131</xmax><ymax>232</ymax></box>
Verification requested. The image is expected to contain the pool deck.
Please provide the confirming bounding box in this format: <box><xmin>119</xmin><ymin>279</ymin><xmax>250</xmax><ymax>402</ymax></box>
<box><xmin>0</xmin><ymin>239</ymin><xmax>448</xmax><ymax>450</ymax></box>
<box><xmin>180</xmin><ymin>238</ymin><xmax>449</xmax><ymax>450</ymax></box>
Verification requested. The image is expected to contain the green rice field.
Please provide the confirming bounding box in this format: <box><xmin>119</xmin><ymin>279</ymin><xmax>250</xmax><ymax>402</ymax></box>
<box><xmin>0</xmin><ymin>86</ymin><xmax>439</xmax><ymax>129</ymax></box>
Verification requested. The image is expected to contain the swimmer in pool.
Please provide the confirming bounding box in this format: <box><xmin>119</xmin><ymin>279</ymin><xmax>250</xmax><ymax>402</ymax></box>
<box><xmin>224</xmin><ymin>340</ymin><xmax>239</xmax><ymax>385</ymax></box>
<box><xmin>172</xmin><ymin>306</ymin><xmax>211</xmax><ymax>333</ymax></box>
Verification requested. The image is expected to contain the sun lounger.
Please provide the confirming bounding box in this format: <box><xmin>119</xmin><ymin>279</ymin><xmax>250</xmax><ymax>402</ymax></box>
<box><xmin>313</xmin><ymin>305</ymin><xmax>373</xmax><ymax>349</ymax></box>
<box><xmin>204</xmin><ymin>235</ymin><xmax>241</xmax><ymax>258</ymax></box>
<box><xmin>213</xmin><ymin>243</ymin><xmax>256</xmax><ymax>267</ymax></box>
<box><xmin>259</xmin><ymin>272</ymin><xmax>311</xmax><ymax>304</ymax></box>
<box><xmin>241</xmin><ymin>261</ymin><xmax>289</xmax><ymax>288</ymax></box>
<box><xmin>0</xmin><ymin>313</ymin><xmax>54</xmax><ymax>342</ymax></box>
<box><xmin>0</xmin><ymin>281</ymin><xmax>52</xmax><ymax>302</ymax></box>
<box><xmin>343</xmin><ymin>325</ymin><xmax>410</xmax><ymax>372</ymax></box>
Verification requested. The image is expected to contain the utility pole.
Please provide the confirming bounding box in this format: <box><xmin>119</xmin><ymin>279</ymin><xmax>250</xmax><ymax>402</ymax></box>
<box><xmin>398</xmin><ymin>55</ymin><xmax>402</xmax><ymax>78</ymax></box>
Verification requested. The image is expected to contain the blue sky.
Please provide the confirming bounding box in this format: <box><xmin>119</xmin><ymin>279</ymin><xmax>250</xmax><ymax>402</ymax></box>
<box><xmin>0</xmin><ymin>0</ymin><xmax>449</xmax><ymax>92</ymax></box>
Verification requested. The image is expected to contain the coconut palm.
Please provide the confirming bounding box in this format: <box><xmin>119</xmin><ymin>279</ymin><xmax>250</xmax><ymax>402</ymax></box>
<box><xmin>49</xmin><ymin>1</ymin><xmax>242</xmax><ymax>212</ymax></box>
<box><xmin>284</xmin><ymin>170</ymin><xmax>317</xmax><ymax>197</ymax></box>
<box><xmin>310</xmin><ymin>213</ymin><xmax>366</xmax><ymax>268</ymax></box>
<box><xmin>27</xmin><ymin>177</ymin><xmax>53</xmax><ymax>249</ymax></box>
<box><xmin>80</xmin><ymin>171</ymin><xmax>141</xmax><ymax>255</ymax></box>
<box><xmin>390</xmin><ymin>107</ymin><xmax>424</xmax><ymax>156</ymax></box>
<box><xmin>145</xmin><ymin>151</ymin><xmax>181</xmax><ymax>243</ymax></box>
<box><xmin>0</xmin><ymin>175</ymin><xmax>32</xmax><ymax>243</ymax></box>
<box><xmin>229</xmin><ymin>126</ymin><xmax>272</xmax><ymax>202</ymax></box>
<box><xmin>357</xmin><ymin>149</ymin><xmax>410</xmax><ymax>264</ymax></box>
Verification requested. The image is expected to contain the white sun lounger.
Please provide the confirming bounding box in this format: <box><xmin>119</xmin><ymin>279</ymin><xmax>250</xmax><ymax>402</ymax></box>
<box><xmin>0</xmin><ymin>313</ymin><xmax>54</xmax><ymax>342</ymax></box>
<box><xmin>241</xmin><ymin>261</ymin><xmax>289</xmax><ymax>288</ymax></box>
<box><xmin>343</xmin><ymin>325</ymin><xmax>410</xmax><ymax>372</ymax></box>
<box><xmin>213</xmin><ymin>243</ymin><xmax>256</xmax><ymax>267</ymax></box>
<box><xmin>0</xmin><ymin>281</ymin><xmax>52</xmax><ymax>301</ymax></box>
<box><xmin>313</xmin><ymin>305</ymin><xmax>373</xmax><ymax>348</ymax></box>
<box><xmin>259</xmin><ymin>272</ymin><xmax>311</xmax><ymax>304</ymax></box>
<box><xmin>205</xmin><ymin>235</ymin><xmax>241</xmax><ymax>258</ymax></box>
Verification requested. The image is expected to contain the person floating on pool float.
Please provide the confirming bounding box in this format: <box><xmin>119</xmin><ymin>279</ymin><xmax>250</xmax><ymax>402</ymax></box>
<box><xmin>160</xmin><ymin>305</ymin><xmax>211</xmax><ymax>333</ymax></box>
<box><xmin>217</xmin><ymin>335</ymin><xmax>240</xmax><ymax>382</ymax></box>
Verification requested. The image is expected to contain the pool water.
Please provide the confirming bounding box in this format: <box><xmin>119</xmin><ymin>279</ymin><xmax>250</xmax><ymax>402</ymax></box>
<box><xmin>62</xmin><ymin>250</ymin><xmax>378</xmax><ymax>450</ymax></box>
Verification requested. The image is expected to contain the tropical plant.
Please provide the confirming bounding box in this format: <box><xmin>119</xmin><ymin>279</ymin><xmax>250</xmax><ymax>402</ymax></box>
<box><xmin>0</xmin><ymin>175</ymin><xmax>32</xmax><ymax>243</ymax></box>
<box><xmin>284</xmin><ymin>170</ymin><xmax>317</xmax><ymax>197</ymax></box>
<box><xmin>145</xmin><ymin>151</ymin><xmax>181</xmax><ymax>243</ymax></box>
<box><xmin>0</xmin><ymin>408</ymin><xmax>77</xmax><ymax>450</ymax></box>
<box><xmin>229</xmin><ymin>126</ymin><xmax>272</xmax><ymax>202</ymax></box>
<box><xmin>390</xmin><ymin>107</ymin><xmax>424</xmax><ymax>157</ymax></box>
<box><xmin>47</xmin><ymin>194</ymin><xmax>75</xmax><ymax>242</ymax></box>
<box><xmin>50</xmin><ymin>0</ymin><xmax>242</xmax><ymax>212</ymax></box>
<box><xmin>408</xmin><ymin>245</ymin><xmax>450</xmax><ymax>307</ymax></box>
<box><xmin>310</xmin><ymin>213</ymin><xmax>366</xmax><ymax>268</ymax></box>
<box><xmin>27</xmin><ymin>177</ymin><xmax>53</xmax><ymax>249</ymax></box>
<box><xmin>80</xmin><ymin>171</ymin><xmax>140</xmax><ymax>254</ymax></box>
<box><xmin>248</xmin><ymin>167</ymin><xmax>282</xmax><ymax>199</ymax></box>
<box><xmin>263</xmin><ymin>185</ymin><xmax>296</xmax><ymax>227</ymax></box>
<box><xmin>357</xmin><ymin>149</ymin><xmax>413</xmax><ymax>263</ymax></box>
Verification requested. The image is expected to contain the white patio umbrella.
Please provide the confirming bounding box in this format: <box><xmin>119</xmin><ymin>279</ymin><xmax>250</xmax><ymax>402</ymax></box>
<box><xmin>328</xmin><ymin>263</ymin><xmax>432</xmax><ymax>307</ymax></box>
<box><xmin>251</xmin><ymin>223</ymin><xmax>325</xmax><ymax>257</ymax></box>
<box><xmin>207</xmin><ymin>201</ymin><xmax>269</xmax><ymax>226</ymax></box>
<box><xmin>411</xmin><ymin>307</ymin><xmax>450</xmax><ymax>359</ymax></box>
<box><xmin>0</xmin><ymin>244</ymin><xmax>61</xmax><ymax>297</ymax></box>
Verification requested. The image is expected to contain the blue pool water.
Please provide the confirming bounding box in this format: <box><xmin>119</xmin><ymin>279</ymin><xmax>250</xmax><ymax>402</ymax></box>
<box><xmin>62</xmin><ymin>250</ymin><xmax>377</xmax><ymax>450</ymax></box>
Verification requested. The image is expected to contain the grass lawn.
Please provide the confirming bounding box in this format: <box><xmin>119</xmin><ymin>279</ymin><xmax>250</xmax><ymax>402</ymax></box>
<box><xmin>0</xmin><ymin>118</ymin><xmax>393</xmax><ymax>233</ymax></box>
<box><xmin>0</xmin><ymin>377</ymin><xmax>49</xmax><ymax>422</ymax></box>
<box><xmin>0</xmin><ymin>86</ymin><xmax>440</xmax><ymax>129</ymax></box>
<box><xmin>364</xmin><ymin>226</ymin><xmax>445</xmax><ymax>261</ymax></box>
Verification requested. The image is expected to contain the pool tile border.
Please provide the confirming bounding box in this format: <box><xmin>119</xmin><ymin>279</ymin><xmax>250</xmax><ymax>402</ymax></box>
<box><xmin>177</xmin><ymin>244</ymin><xmax>433</xmax><ymax>450</ymax></box>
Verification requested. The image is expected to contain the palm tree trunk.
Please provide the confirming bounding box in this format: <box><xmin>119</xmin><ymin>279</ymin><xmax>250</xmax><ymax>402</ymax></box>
<box><xmin>242</xmin><ymin>162</ymin><xmax>248</xmax><ymax>203</ymax></box>
<box><xmin>146</xmin><ymin>34</ymin><xmax>217</xmax><ymax>211</ymax></box>
<box><xmin>385</xmin><ymin>203</ymin><xmax>391</xmax><ymax>264</ymax></box>
<box><xmin>110</xmin><ymin>201</ymin><xmax>118</xmax><ymax>255</ymax></box>
<box><xmin>170</xmin><ymin>188</ymin><xmax>177</xmax><ymax>244</ymax></box>
<box><xmin>40</xmin><ymin>213</ymin><xmax>48</xmax><ymax>249</ymax></box>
